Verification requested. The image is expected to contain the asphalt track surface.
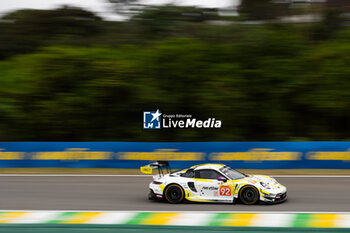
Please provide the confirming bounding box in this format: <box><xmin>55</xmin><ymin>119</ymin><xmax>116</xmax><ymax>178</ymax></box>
<box><xmin>0</xmin><ymin>176</ymin><xmax>349</xmax><ymax>212</ymax></box>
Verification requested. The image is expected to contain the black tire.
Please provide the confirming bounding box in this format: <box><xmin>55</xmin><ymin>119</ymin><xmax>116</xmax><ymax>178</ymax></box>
<box><xmin>164</xmin><ymin>184</ymin><xmax>184</xmax><ymax>204</ymax></box>
<box><xmin>239</xmin><ymin>185</ymin><xmax>259</xmax><ymax>205</ymax></box>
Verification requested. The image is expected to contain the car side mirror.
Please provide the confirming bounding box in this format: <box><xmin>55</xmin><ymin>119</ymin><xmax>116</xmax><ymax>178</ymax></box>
<box><xmin>217</xmin><ymin>176</ymin><xmax>227</xmax><ymax>182</ymax></box>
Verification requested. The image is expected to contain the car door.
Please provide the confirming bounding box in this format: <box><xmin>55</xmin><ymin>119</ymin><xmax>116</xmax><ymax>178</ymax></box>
<box><xmin>193</xmin><ymin>169</ymin><xmax>232</xmax><ymax>202</ymax></box>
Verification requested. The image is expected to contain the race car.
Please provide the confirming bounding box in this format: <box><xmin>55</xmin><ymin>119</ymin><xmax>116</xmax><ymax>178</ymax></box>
<box><xmin>140</xmin><ymin>162</ymin><xmax>287</xmax><ymax>204</ymax></box>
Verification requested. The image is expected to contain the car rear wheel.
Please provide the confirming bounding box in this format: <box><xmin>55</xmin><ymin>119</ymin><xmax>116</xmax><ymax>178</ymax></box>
<box><xmin>239</xmin><ymin>185</ymin><xmax>259</xmax><ymax>205</ymax></box>
<box><xmin>164</xmin><ymin>184</ymin><xmax>184</xmax><ymax>204</ymax></box>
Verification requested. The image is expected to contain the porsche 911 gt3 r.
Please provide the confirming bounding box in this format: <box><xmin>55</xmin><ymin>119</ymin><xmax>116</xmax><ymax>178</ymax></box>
<box><xmin>141</xmin><ymin>162</ymin><xmax>287</xmax><ymax>204</ymax></box>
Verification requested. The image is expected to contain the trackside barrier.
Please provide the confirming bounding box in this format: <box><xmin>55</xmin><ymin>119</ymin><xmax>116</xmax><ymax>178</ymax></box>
<box><xmin>1</xmin><ymin>142</ymin><xmax>350</xmax><ymax>168</ymax></box>
<box><xmin>0</xmin><ymin>211</ymin><xmax>349</xmax><ymax>228</ymax></box>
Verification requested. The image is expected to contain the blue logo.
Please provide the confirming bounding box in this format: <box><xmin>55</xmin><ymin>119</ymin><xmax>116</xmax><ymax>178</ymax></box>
<box><xmin>143</xmin><ymin>110</ymin><xmax>162</xmax><ymax>129</ymax></box>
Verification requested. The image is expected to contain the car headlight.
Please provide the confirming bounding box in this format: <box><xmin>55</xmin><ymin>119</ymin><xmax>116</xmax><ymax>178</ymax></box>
<box><xmin>263</xmin><ymin>193</ymin><xmax>275</xmax><ymax>198</ymax></box>
<box><xmin>260</xmin><ymin>182</ymin><xmax>271</xmax><ymax>189</ymax></box>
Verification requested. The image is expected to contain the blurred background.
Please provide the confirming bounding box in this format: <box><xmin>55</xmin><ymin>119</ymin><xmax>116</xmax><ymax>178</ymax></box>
<box><xmin>0</xmin><ymin>0</ymin><xmax>350</xmax><ymax>142</ymax></box>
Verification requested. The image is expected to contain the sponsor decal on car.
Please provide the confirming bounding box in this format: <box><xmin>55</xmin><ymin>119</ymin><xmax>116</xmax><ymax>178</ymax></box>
<box><xmin>249</xmin><ymin>179</ymin><xmax>257</xmax><ymax>184</ymax></box>
<box><xmin>219</xmin><ymin>185</ymin><xmax>231</xmax><ymax>196</ymax></box>
<box><xmin>203</xmin><ymin>186</ymin><xmax>219</xmax><ymax>190</ymax></box>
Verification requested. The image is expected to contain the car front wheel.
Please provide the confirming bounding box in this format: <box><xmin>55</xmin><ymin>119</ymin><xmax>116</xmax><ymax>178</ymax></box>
<box><xmin>239</xmin><ymin>185</ymin><xmax>259</xmax><ymax>205</ymax></box>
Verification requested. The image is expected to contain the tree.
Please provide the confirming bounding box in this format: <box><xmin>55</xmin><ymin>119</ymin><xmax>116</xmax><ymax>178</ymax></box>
<box><xmin>0</xmin><ymin>6</ymin><xmax>102</xmax><ymax>60</ymax></box>
<box><xmin>310</xmin><ymin>8</ymin><xmax>344</xmax><ymax>40</ymax></box>
<box><xmin>239</xmin><ymin>0</ymin><xmax>279</xmax><ymax>20</ymax></box>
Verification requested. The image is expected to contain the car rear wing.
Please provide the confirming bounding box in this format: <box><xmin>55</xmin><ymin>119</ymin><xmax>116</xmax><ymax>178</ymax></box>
<box><xmin>140</xmin><ymin>161</ymin><xmax>171</xmax><ymax>176</ymax></box>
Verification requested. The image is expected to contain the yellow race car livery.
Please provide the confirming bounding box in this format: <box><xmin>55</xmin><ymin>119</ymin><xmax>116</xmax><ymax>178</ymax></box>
<box><xmin>142</xmin><ymin>162</ymin><xmax>287</xmax><ymax>204</ymax></box>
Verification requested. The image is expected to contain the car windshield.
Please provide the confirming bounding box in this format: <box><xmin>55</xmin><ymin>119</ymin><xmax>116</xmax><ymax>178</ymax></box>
<box><xmin>220</xmin><ymin>166</ymin><xmax>247</xmax><ymax>180</ymax></box>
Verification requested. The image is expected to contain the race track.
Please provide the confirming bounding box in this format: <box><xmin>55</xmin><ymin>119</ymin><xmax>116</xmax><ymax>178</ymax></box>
<box><xmin>0</xmin><ymin>176</ymin><xmax>348</xmax><ymax>212</ymax></box>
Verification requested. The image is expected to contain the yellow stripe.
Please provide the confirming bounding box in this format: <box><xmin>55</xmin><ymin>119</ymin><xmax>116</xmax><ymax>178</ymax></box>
<box><xmin>308</xmin><ymin>214</ymin><xmax>337</xmax><ymax>228</ymax></box>
<box><xmin>140</xmin><ymin>213</ymin><xmax>179</xmax><ymax>225</ymax></box>
<box><xmin>192</xmin><ymin>178</ymin><xmax>213</xmax><ymax>182</ymax></box>
<box><xmin>0</xmin><ymin>212</ymin><xmax>28</xmax><ymax>223</ymax></box>
<box><xmin>223</xmin><ymin>213</ymin><xmax>256</xmax><ymax>227</ymax></box>
<box><xmin>63</xmin><ymin>212</ymin><xmax>102</xmax><ymax>224</ymax></box>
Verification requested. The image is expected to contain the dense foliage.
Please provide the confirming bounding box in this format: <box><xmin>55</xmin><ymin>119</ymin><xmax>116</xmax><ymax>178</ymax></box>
<box><xmin>0</xmin><ymin>5</ymin><xmax>349</xmax><ymax>141</ymax></box>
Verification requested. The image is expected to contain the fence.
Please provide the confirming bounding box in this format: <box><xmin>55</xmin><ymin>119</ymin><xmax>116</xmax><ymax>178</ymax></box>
<box><xmin>0</xmin><ymin>142</ymin><xmax>349</xmax><ymax>168</ymax></box>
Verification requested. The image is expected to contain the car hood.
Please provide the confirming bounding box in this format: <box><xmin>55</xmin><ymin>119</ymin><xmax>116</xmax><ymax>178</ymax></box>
<box><xmin>242</xmin><ymin>175</ymin><xmax>286</xmax><ymax>191</ymax></box>
<box><xmin>248</xmin><ymin>175</ymin><xmax>277</xmax><ymax>184</ymax></box>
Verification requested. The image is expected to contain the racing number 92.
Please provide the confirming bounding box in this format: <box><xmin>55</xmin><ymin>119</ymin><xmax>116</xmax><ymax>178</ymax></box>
<box><xmin>219</xmin><ymin>185</ymin><xmax>231</xmax><ymax>196</ymax></box>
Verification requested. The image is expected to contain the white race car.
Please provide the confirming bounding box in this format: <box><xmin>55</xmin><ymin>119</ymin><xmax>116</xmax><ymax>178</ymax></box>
<box><xmin>141</xmin><ymin>161</ymin><xmax>287</xmax><ymax>204</ymax></box>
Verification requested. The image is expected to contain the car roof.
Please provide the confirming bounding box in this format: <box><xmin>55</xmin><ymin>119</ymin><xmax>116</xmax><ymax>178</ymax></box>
<box><xmin>189</xmin><ymin>163</ymin><xmax>226</xmax><ymax>171</ymax></box>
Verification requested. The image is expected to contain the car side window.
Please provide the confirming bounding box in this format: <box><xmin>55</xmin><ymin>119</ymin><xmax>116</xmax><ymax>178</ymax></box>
<box><xmin>194</xmin><ymin>169</ymin><xmax>222</xmax><ymax>179</ymax></box>
<box><xmin>180</xmin><ymin>169</ymin><xmax>194</xmax><ymax>178</ymax></box>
